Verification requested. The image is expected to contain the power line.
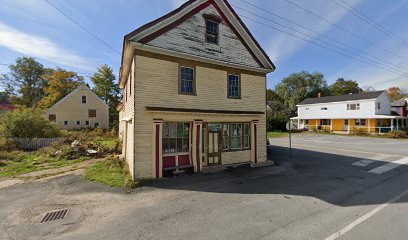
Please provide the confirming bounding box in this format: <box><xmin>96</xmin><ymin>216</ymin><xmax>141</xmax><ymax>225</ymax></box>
<box><xmin>331</xmin><ymin>0</ymin><xmax>408</xmax><ymax>47</ymax></box>
<box><xmin>238</xmin><ymin>14</ymin><xmax>408</xmax><ymax>77</ymax></box>
<box><xmin>233</xmin><ymin>0</ymin><xmax>408</xmax><ymax>73</ymax></box>
<box><xmin>280</xmin><ymin>0</ymin><xmax>408</xmax><ymax>61</ymax></box>
<box><xmin>42</xmin><ymin>0</ymin><xmax>121</xmax><ymax>55</ymax></box>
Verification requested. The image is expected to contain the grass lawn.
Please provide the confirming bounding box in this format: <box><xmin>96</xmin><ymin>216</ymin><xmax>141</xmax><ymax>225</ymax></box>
<box><xmin>267</xmin><ymin>131</ymin><xmax>289</xmax><ymax>138</ymax></box>
<box><xmin>0</xmin><ymin>151</ymin><xmax>90</xmax><ymax>178</ymax></box>
<box><xmin>85</xmin><ymin>158</ymin><xmax>135</xmax><ymax>189</ymax></box>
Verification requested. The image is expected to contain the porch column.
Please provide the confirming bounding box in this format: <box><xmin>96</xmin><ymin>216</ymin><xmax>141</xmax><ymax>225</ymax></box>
<box><xmin>391</xmin><ymin>119</ymin><xmax>395</xmax><ymax>131</ymax></box>
<box><xmin>251</xmin><ymin>120</ymin><xmax>259</xmax><ymax>163</ymax></box>
<box><xmin>330</xmin><ymin>119</ymin><xmax>333</xmax><ymax>133</ymax></box>
<box><xmin>297</xmin><ymin>119</ymin><xmax>300</xmax><ymax>130</ymax></box>
<box><xmin>368</xmin><ymin>119</ymin><xmax>371</xmax><ymax>133</ymax></box>
<box><xmin>153</xmin><ymin>119</ymin><xmax>163</xmax><ymax>179</ymax></box>
<box><xmin>397</xmin><ymin>119</ymin><xmax>400</xmax><ymax>131</ymax></box>
<box><xmin>192</xmin><ymin>120</ymin><xmax>203</xmax><ymax>173</ymax></box>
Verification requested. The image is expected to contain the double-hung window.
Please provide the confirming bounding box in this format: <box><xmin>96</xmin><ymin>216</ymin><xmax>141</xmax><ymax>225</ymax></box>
<box><xmin>347</xmin><ymin>103</ymin><xmax>360</xmax><ymax>110</ymax></box>
<box><xmin>206</xmin><ymin>20</ymin><xmax>219</xmax><ymax>44</ymax></box>
<box><xmin>179</xmin><ymin>67</ymin><xmax>195</xmax><ymax>95</ymax></box>
<box><xmin>320</xmin><ymin>119</ymin><xmax>331</xmax><ymax>126</ymax></box>
<box><xmin>82</xmin><ymin>96</ymin><xmax>87</xmax><ymax>104</ymax></box>
<box><xmin>228</xmin><ymin>74</ymin><xmax>240</xmax><ymax>98</ymax></box>
<box><xmin>355</xmin><ymin>119</ymin><xmax>366</xmax><ymax>126</ymax></box>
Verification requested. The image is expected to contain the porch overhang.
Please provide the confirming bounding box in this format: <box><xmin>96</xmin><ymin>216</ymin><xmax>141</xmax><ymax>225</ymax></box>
<box><xmin>146</xmin><ymin>106</ymin><xmax>264</xmax><ymax>115</ymax></box>
<box><xmin>292</xmin><ymin>115</ymin><xmax>407</xmax><ymax>120</ymax></box>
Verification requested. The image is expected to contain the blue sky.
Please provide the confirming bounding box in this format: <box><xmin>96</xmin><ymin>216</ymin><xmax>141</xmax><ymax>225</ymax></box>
<box><xmin>0</xmin><ymin>0</ymin><xmax>407</xmax><ymax>91</ymax></box>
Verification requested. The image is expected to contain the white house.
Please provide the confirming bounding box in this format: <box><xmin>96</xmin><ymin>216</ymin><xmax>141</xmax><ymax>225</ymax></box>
<box><xmin>291</xmin><ymin>91</ymin><xmax>408</xmax><ymax>134</ymax></box>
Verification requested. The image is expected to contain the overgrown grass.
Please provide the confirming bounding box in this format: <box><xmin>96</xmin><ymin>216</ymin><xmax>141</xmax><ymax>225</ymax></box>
<box><xmin>85</xmin><ymin>158</ymin><xmax>136</xmax><ymax>189</ymax></box>
<box><xmin>267</xmin><ymin>131</ymin><xmax>289</xmax><ymax>138</ymax></box>
<box><xmin>0</xmin><ymin>151</ymin><xmax>90</xmax><ymax>177</ymax></box>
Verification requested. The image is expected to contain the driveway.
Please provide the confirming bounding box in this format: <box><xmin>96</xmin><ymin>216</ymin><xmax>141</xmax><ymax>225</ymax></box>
<box><xmin>2</xmin><ymin>133</ymin><xmax>408</xmax><ymax>240</ymax></box>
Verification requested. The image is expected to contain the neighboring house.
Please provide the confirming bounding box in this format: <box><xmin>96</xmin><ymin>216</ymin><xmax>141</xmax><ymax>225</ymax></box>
<box><xmin>45</xmin><ymin>84</ymin><xmax>109</xmax><ymax>130</ymax></box>
<box><xmin>119</xmin><ymin>0</ymin><xmax>275</xmax><ymax>179</ymax></box>
<box><xmin>292</xmin><ymin>91</ymin><xmax>408</xmax><ymax>134</ymax></box>
<box><xmin>391</xmin><ymin>99</ymin><xmax>407</xmax><ymax>117</ymax></box>
<box><xmin>0</xmin><ymin>103</ymin><xmax>15</xmax><ymax>114</ymax></box>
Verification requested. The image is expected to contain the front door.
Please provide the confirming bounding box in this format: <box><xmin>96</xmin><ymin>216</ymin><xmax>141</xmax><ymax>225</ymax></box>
<box><xmin>207</xmin><ymin>128</ymin><xmax>221</xmax><ymax>166</ymax></box>
<box><xmin>344</xmin><ymin>119</ymin><xmax>349</xmax><ymax>131</ymax></box>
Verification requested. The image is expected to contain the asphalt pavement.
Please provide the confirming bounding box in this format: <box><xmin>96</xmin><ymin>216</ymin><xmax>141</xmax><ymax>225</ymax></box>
<box><xmin>1</xmin><ymin>133</ymin><xmax>408</xmax><ymax>240</ymax></box>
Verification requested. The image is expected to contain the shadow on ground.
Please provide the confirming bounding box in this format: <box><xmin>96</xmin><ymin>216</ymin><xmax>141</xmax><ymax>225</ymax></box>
<box><xmin>145</xmin><ymin>145</ymin><xmax>408</xmax><ymax>207</ymax></box>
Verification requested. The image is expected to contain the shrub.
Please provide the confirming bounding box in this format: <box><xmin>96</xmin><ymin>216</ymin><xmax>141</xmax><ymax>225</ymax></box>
<box><xmin>386</xmin><ymin>131</ymin><xmax>408</xmax><ymax>138</ymax></box>
<box><xmin>0</xmin><ymin>108</ymin><xmax>60</xmax><ymax>139</ymax></box>
<box><xmin>267</xmin><ymin>117</ymin><xmax>287</xmax><ymax>132</ymax></box>
<box><xmin>351</xmin><ymin>128</ymin><xmax>368</xmax><ymax>136</ymax></box>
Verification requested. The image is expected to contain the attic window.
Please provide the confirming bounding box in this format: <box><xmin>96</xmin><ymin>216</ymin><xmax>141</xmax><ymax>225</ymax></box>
<box><xmin>205</xmin><ymin>20</ymin><xmax>219</xmax><ymax>44</ymax></box>
<box><xmin>82</xmin><ymin>95</ymin><xmax>87</xmax><ymax>104</ymax></box>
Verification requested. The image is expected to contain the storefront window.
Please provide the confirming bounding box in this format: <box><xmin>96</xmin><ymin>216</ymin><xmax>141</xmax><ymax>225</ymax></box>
<box><xmin>163</xmin><ymin>122</ymin><xmax>190</xmax><ymax>154</ymax></box>
<box><xmin>243</xmin><ymin>123</ymin><xmax>250</xmax><ymax>149</ymax></box>
<box><xmin>231</xmin><ymin>123</ymin><xmax>242</xmax><ymax>149</ymax></box>
<box><xmin>223</xmin><ymin>123</ymin><xmax>229</xmax><ymax>150</ymax></box>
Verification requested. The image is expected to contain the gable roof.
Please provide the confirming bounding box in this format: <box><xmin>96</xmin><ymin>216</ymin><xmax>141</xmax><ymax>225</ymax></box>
<box><xmin>46</xmin><ymin>84</ymin><xmax>108</xmax><ymax>113</ymax></box>
<box><xmin>299</xmin><ymin>91</ymin><xmax>386</xmax><ymax>105</ymax></box>
<box><xmin>120</xmin><ymin>0</ymin><xmax>275</xmax><ymax>86</ymax></box>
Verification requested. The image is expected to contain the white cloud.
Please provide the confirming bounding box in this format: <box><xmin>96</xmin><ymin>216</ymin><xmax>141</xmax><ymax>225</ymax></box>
<box><xmin>0</xmin><ymin>22</ymin><xmax>95</xmax><ymax>71</ymax></box>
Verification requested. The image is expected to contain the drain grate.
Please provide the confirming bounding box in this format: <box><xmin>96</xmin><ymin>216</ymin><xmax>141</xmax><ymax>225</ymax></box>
<box><xmin>41</xmin><ymin>209</ymin><xmax>69</xmax><ymax>223</ymax></box>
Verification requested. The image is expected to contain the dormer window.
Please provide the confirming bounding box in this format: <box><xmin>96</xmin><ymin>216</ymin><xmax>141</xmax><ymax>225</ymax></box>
<box><xmin>206</xmin><ymin>20</ymin><xmax>219</xmax><ymax>44</ymax></box>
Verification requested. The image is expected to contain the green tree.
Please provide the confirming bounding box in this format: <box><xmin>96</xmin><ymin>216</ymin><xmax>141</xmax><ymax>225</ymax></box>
<box><xmin>275</xmin><ymin>71</ymin><xmax>328</xmax><ymax>114</ymax></box>
<box><xmin>90</xmin><ymin>65</ymin><xmax>121</xmax><ymax>130</ymax></box>
<box><xmin>266</xmin><ymin>89</ymin><xmax>283</xmax><ymax>103</ymax></box>
<box><xmin>0</xmin><ymin>108</ymin><xmax>60</xmax><ymax>138</ymax></box>
<box><xmin>38</xmin><ymin>68</ymin><xmax>84</xmax><ymax>109</ymax></box>
<box><xmin>0</xmin><ymin>57</ymin><xmax>50</xmax><ymax>108</ymax></box>
<box><xmin>329</xmin><ymin>78</ymin><xmax>362</xmax><ymax>96</ymax></box>
<box><xmin>0</xmin><ymin>91</ymin><xmax>10</xmax><ymax>104</ymax></box>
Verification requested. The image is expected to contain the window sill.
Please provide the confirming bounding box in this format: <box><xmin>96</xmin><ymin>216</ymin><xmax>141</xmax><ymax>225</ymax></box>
<box><xmin>227</xmin><ymin>96</ymin><xmax>241</xmax><ymax>99</ymax></box>
<box><xmin>178</xmin><ymin>92</ymin><xmax>196</xmax><ymax>96</ymax></box>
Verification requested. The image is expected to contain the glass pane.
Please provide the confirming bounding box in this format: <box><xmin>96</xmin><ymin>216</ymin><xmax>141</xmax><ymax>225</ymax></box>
<box><xmin>177</xmin><ymin>138</ymin><xmax>183</xmax><ymax>152</ymax></box>
<box><xmin>177</xmin><ymin>122</ymin><xmax>183</xmax><ymax>138</ymax></box>
<box><xmin>223</xmin><ymin>136</ymin><xmax>229</xmax><ymax>150</ymax></box>
<box><xmin>183</xmin><ymin>123</ymin><xmax>190</xmax><ymax>138</ymax></box>
<box><xmin>169</xmin><ymin>138</ymin><xmax>176</xmax><ymax>153</ymax></box>
<box><xmin>169</xmin><ymin>123</ymin><xmax>177</xmax><ymax>137</ymax></box>
<box><xmin>244</xmin><ymin>136</ymin><xmax>249</xmax><ymax>148</ymax></box>
<box><xmin>231</xmin><ymin>136</ymin><xmax>241</xmax><ymax>149</ymax></box>
<box><xmin>162</xmin><ymin>138</ymin><xmax>169</xmax><ymax>154</ymax></box>
<box><xmin>182</xmin><ymin>137</ymin><xmax>189</xmax><ymax>152</ymax></box>
<box><xmin>163</xmin><ymin>122</ymin><xmax>169</xmax><ymax>138</ymax></box>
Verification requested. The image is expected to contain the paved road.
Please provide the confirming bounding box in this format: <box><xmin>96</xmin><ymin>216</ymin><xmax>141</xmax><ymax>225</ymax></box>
<box><xmin>1</xmin><ymin>133</ymin><xmax>408</xmax><ymax>240</ymax></box>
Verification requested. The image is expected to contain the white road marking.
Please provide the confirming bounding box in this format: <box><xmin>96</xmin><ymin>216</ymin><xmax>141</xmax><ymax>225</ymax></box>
<box><xmin>353</xmin><ymin>160</ymin><xmax>375</xmax><ymax>167</ymax></box>
<box><xmin>368</xmin><ymin>157</ymin><xmax>408</xmax><ymax>174</ymax></box>
<box><xmin>352</xmin><ymin>154</ymin><xmax>390</xmax><ymax>167</ymax></box>
<box><xmin>324</xmin><ymin>188</ymin><xmax>408</xmax><ymax>240</ymax></box>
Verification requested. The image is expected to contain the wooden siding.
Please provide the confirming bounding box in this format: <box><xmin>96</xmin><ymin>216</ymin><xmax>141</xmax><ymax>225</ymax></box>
<box><xmin>146</xmin><ymin>5</ymin><xmax>261</xmax><ymax>69</ymax></box>
<box><xmin>133</xmin><ymin>53</ymin><xmax>266</xmax><ymax>178</ymax></box>
<box><xmin>121</xmin><ymin>58</ymin><xmax>136</xmax><ymax>179</ymax></box>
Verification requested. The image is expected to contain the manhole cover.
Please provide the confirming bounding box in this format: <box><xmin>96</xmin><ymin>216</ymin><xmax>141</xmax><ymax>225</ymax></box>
<box><xmin>41</xmin><ymin>209</ymin><xmax>69</xmax><ymax>223</ymax></box>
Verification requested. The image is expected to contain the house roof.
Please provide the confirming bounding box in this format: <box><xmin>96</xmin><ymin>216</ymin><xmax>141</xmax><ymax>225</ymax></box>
<box><xmin>299</xmin><ymin>91</ymin><xmax>386</xmax><ymax>105</ymax></box>
<box><xmin>391</xmin><ymin>99</ymin><xmax>407</xmax><ymax>107</ymax></box>
<box><xmin>120</xmin><ymin>0</ymin><xmax>275</xmax><ymax>86</ymax></box>
<box><xmin>46</xmin><ymin>84</ymin><xmax>108</xmax><ymax>113</ymax></box>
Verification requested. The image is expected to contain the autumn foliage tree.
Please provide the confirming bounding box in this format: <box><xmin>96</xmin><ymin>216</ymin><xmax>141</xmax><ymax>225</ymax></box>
<box><xmin>388</xmin><ymin>87</ymin><xmax>403</xmax><ymax>101</ymax></box>
<box><xmin>38</xmin><ymin>68</ymin><xmax>84</xmax><ymax>109</ymax></box>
